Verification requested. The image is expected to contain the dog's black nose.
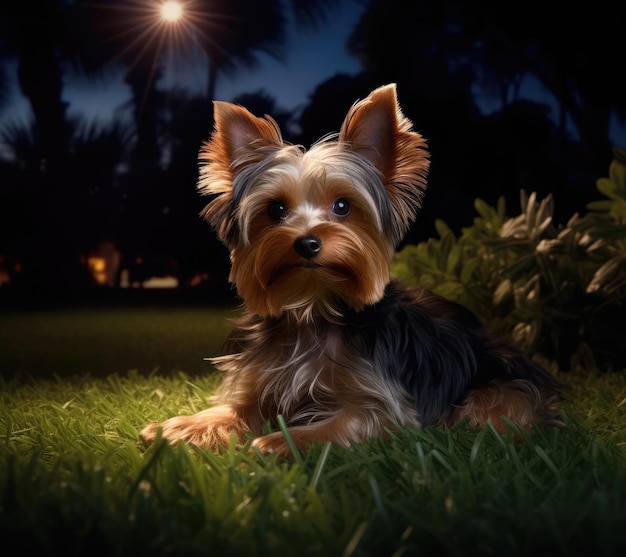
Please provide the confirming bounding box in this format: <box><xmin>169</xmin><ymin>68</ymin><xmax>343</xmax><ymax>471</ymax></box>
<box><xmin>294</xmin><ymin>235</ymin><xmax>322</xmax><ymax>259</ymax></box>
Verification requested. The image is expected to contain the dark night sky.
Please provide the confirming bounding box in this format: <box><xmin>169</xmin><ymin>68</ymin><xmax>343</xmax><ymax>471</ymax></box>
<box><xmin>0</xmin><ymin>0</ymin><xmax>366</xmax><ymax>124</ymax></box>
<box><xmin>0</xmin><ymin>0</ymin><xmax>624</xmax><ymax>147</ymax></box>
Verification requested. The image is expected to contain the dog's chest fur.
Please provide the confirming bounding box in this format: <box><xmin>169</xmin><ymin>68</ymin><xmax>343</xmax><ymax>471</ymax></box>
<box><xmin>215</xmin><ymin>302</ymin><xmax>421</xmax><ymax>430</ymax></box>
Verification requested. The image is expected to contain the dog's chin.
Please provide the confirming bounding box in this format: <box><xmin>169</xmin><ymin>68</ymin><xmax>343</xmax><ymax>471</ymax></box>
<box><xmin>267</xmin><ymin>262</ymin><xmax>357</xmax><ymax>289</ymax></box>
<box><xmin>239</xmin><ymin>263</ymin><xmax>382</xmax><ymax>319</ymax></box>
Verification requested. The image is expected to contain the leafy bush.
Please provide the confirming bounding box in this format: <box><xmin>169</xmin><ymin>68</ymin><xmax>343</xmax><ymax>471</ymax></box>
<box><xmin>392</xmin><ymin>148</ymin><xmax>626</xmax><ymax>372</ymax></box>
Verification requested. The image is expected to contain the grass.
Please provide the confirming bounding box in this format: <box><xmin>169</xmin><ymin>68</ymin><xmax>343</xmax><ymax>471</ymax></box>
<box><xmin>0</xmin><ymin>305</ymin><xmax>234</xmax><ymax>377</ymax></box>
<box><xmin>1</xmin><ymin>304</ymin><xmax>625</xmax><ymax>556</ymax></box>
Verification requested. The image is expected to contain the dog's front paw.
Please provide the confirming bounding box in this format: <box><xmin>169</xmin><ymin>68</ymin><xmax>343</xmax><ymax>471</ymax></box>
<box><xmin>251</xmin><ymin>432</ymin><xmax>299</xmax><ymax>459</ymax></box>
<box><xmin>139</xmin><ymin>421</ymin><xmax>161</xmax><ymax>444</ymax></box>
<box><xmin>139</xmin><ymin>415</ymin><xmax>214</xmax><ymax>448</ymax></box>
<box><xmin>139</xmin><ymin>405</ymin><xmax>249</xmax><ymax>450</ymax></box>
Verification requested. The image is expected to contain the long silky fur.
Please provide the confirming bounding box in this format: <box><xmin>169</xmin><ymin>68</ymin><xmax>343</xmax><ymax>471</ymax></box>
<box><xmin>140</xmin><ymin>84</ymin><xmax>564</xmax><ymax>457</ymax></box>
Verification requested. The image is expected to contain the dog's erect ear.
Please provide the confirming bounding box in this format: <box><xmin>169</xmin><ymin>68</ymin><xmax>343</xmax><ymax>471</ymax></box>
<box><xmin>339</xmin><ymin>84</ymin><xmax>430</xmax><ymax>242</ymax></box>
<box><xmin>198</xmin><ymin>102</ymin><xmax>283</xmax><ymax>246</ymax></box>
<box><xmin>211</xmin><ymin>101</ymin><xmax>283</xmax><ymax>159</ymax></box>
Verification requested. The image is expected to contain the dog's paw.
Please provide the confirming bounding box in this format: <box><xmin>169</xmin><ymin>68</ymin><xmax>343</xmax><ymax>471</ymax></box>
<box><xmin>139</xmin><ymin>405</ymin><xmax>249</xmax><ymax>450</ymax></box>
<box><xmin>138</xmin><ymin>418</ymin><xmax>193</xmax><ymax>447</ymax></box>
<box><xmin>139</xmin><ymin>422</ymin><xmax>162</xmax><ymax>445</ymax></box>
<box><xmin>251</xmin><ymin>431</ymin><xmax>303</xmax><ymax>459</ymax></box>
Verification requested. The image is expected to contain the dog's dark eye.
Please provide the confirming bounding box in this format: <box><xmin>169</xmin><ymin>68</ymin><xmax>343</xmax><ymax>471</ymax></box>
<box><xmin>331</xmin><ymin>199</ymin><xmax>350</xmax><ymax>217</ymax></box>
<box><xmin>268</xmin><ymin>200</ymin><xmax>288</xmax><ymax>222</ymax></box>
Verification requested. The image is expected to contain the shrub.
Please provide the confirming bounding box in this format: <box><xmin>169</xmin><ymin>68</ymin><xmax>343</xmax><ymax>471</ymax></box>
<box><xmin>392</xmin><ymin>148</ymin><xmax>626</xmax><ymax>372</ymax></box>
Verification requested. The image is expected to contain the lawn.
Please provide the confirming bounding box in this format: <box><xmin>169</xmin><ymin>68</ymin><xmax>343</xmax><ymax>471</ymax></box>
<box><xmin>1</xmin><ymin>303</ymin><xmax>625</xmax><ymax>556</ymax></box>
<box><xmin>0</xmin><ymin>304</ymin><xmax>235</xmax><ymax>378</ymax></box>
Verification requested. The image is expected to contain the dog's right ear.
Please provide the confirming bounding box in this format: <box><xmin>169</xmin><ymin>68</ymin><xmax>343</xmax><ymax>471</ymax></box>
<box><xmin>198</xmin><ymin>102</ymin><xmax>283</xmax><ymax>247</ymax></box>
<box><xmin>210</xmin><ymin>101</ymin><xmax>283</xmax><ymax>160</ymax></box>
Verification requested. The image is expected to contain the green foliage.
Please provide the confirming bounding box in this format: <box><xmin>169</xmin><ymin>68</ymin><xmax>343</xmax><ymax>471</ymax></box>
<box><xmin>0</xmin><ymin>370</ymin><xmax>625</xmax><ymax>556</ymax></box>
<box><xmin>393</xmin><ymin>148</ymin><xmax>626</xmax><ymax>371</ymax></box>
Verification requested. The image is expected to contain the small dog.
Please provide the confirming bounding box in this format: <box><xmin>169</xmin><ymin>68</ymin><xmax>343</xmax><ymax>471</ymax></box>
<box><xmin>141</xmin><ymin>84</ymin><xmax>563</xmax><ymax>457</ymax></box>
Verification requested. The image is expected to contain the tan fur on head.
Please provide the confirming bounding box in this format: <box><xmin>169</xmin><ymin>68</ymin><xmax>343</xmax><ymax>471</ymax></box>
<box><xmin>198</xmin><ymin>83</ymin><xmax>430</xmax><ymax>250</ymax></box>
<box><xmin>195</xmin><ymin>84</ymin><xmax>431</xmax><ymax>318</ymax></box>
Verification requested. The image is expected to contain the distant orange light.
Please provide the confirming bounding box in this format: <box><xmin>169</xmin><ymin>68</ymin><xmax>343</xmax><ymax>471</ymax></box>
<box><xmin>160</xmin><ymin>0</ymin><xmax>183</xmax><ymax>22</ymax></box>
<box><xmin>87</xmin><ymin>256</ymin><xmax>107</xmax><ymax>285</ymax></box>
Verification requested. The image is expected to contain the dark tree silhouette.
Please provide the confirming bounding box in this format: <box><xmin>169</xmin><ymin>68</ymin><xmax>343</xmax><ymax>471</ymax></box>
<box><xmin>0</xmin><ymin>56</ymin><xmax>8</xmax><ymax>110</ymax></box>
<box><xmin>0</xmin><ymin>1</ymin><xmax>94</xmax><ymax>296</ymax></box>
<box><xmin>0</xmin><ymin>1</ymin><xmax>74</xmax><ymax>179</ymax></box>
<box><xmin>75</xmin><ymin>0</ymin><xmax>339</xmax><ymax>169</ymax></box>
<box><xmin>196</xmin><ymin>0</ymin><xmax>339</xmax><ymax>101</ymax></box>
<box><xmin>70</xmin><ymin>0</ymin><xmax>341</xmax><ymax>290</ymax></box>
<box><xmin>342</xmin><ymin>0</ymin><xmax>624</xmax><ymax>237</ymax></box>
<box><xmin>466</xmin><ymin>1</ymin><xmax>626</xmax><ymax>145</ymax></box>
<box><xmin>0</xmin><ymin>114</ymin><xmax>132</xmax><ymax>295</ymax></box>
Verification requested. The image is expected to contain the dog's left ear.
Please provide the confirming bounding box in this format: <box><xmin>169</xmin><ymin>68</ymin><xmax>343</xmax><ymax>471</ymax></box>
<box><xmin>339</xmin><ymin>84</ymin><xmax>430</xmax><ymax>242</ymax></box>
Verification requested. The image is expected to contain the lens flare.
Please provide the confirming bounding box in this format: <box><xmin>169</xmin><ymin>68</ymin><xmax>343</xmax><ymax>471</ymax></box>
<box><xmin>84</xmin><ymin>0</ymin><xmax>220</xmax><ymax>100</ymax></box>
<box><xmin>160</xmin><ymin>1</ymin><xmax>183</xmax><ymax>22</ymax></box>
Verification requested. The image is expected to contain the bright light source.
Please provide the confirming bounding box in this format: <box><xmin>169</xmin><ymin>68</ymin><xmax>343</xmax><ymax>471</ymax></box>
<box><xmin>160</xmin><ymin>0</ymin><xmax>183</xmax><ymax>22</ymax></box>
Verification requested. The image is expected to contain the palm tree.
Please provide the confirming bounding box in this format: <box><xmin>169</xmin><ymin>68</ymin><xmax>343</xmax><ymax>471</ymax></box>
<box><xmin>76</xmin><ymin>0</ymin><xmax>339</xmax><ymax>161</ymax></box>
<box><xmin>0</xmin><ymin>1</ymin><xmax>96</xmax><ymax>295</ymax></box>
<box><xmin>186</xmin><ymin>0</ymin><xmax>286</xmax><ymax>102</ymax></box>
<box><xmin>0</xmin><ymin>110</ymin><xmax>133</xmax><ymax>292</ymax></box>
<box><xmin>0</xmin><ymin>1</ymin><xmax>74</xmax><ymax>181</ymax></box>
<box><xmin>158</xmin><ymin>0</ymin><xmax>340</xmax><ymax>102</ymax></box>
<box><xmin>204</xmin><ymin>0</ymin><xmax>339</xmax><ymax>101</ymax></box>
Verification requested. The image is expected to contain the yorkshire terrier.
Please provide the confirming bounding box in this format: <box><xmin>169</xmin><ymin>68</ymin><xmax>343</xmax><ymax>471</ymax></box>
<box><xmin>141</xmin><ymin>84</ymin><xmax>563</xmax><ymax>457</ymax></box>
